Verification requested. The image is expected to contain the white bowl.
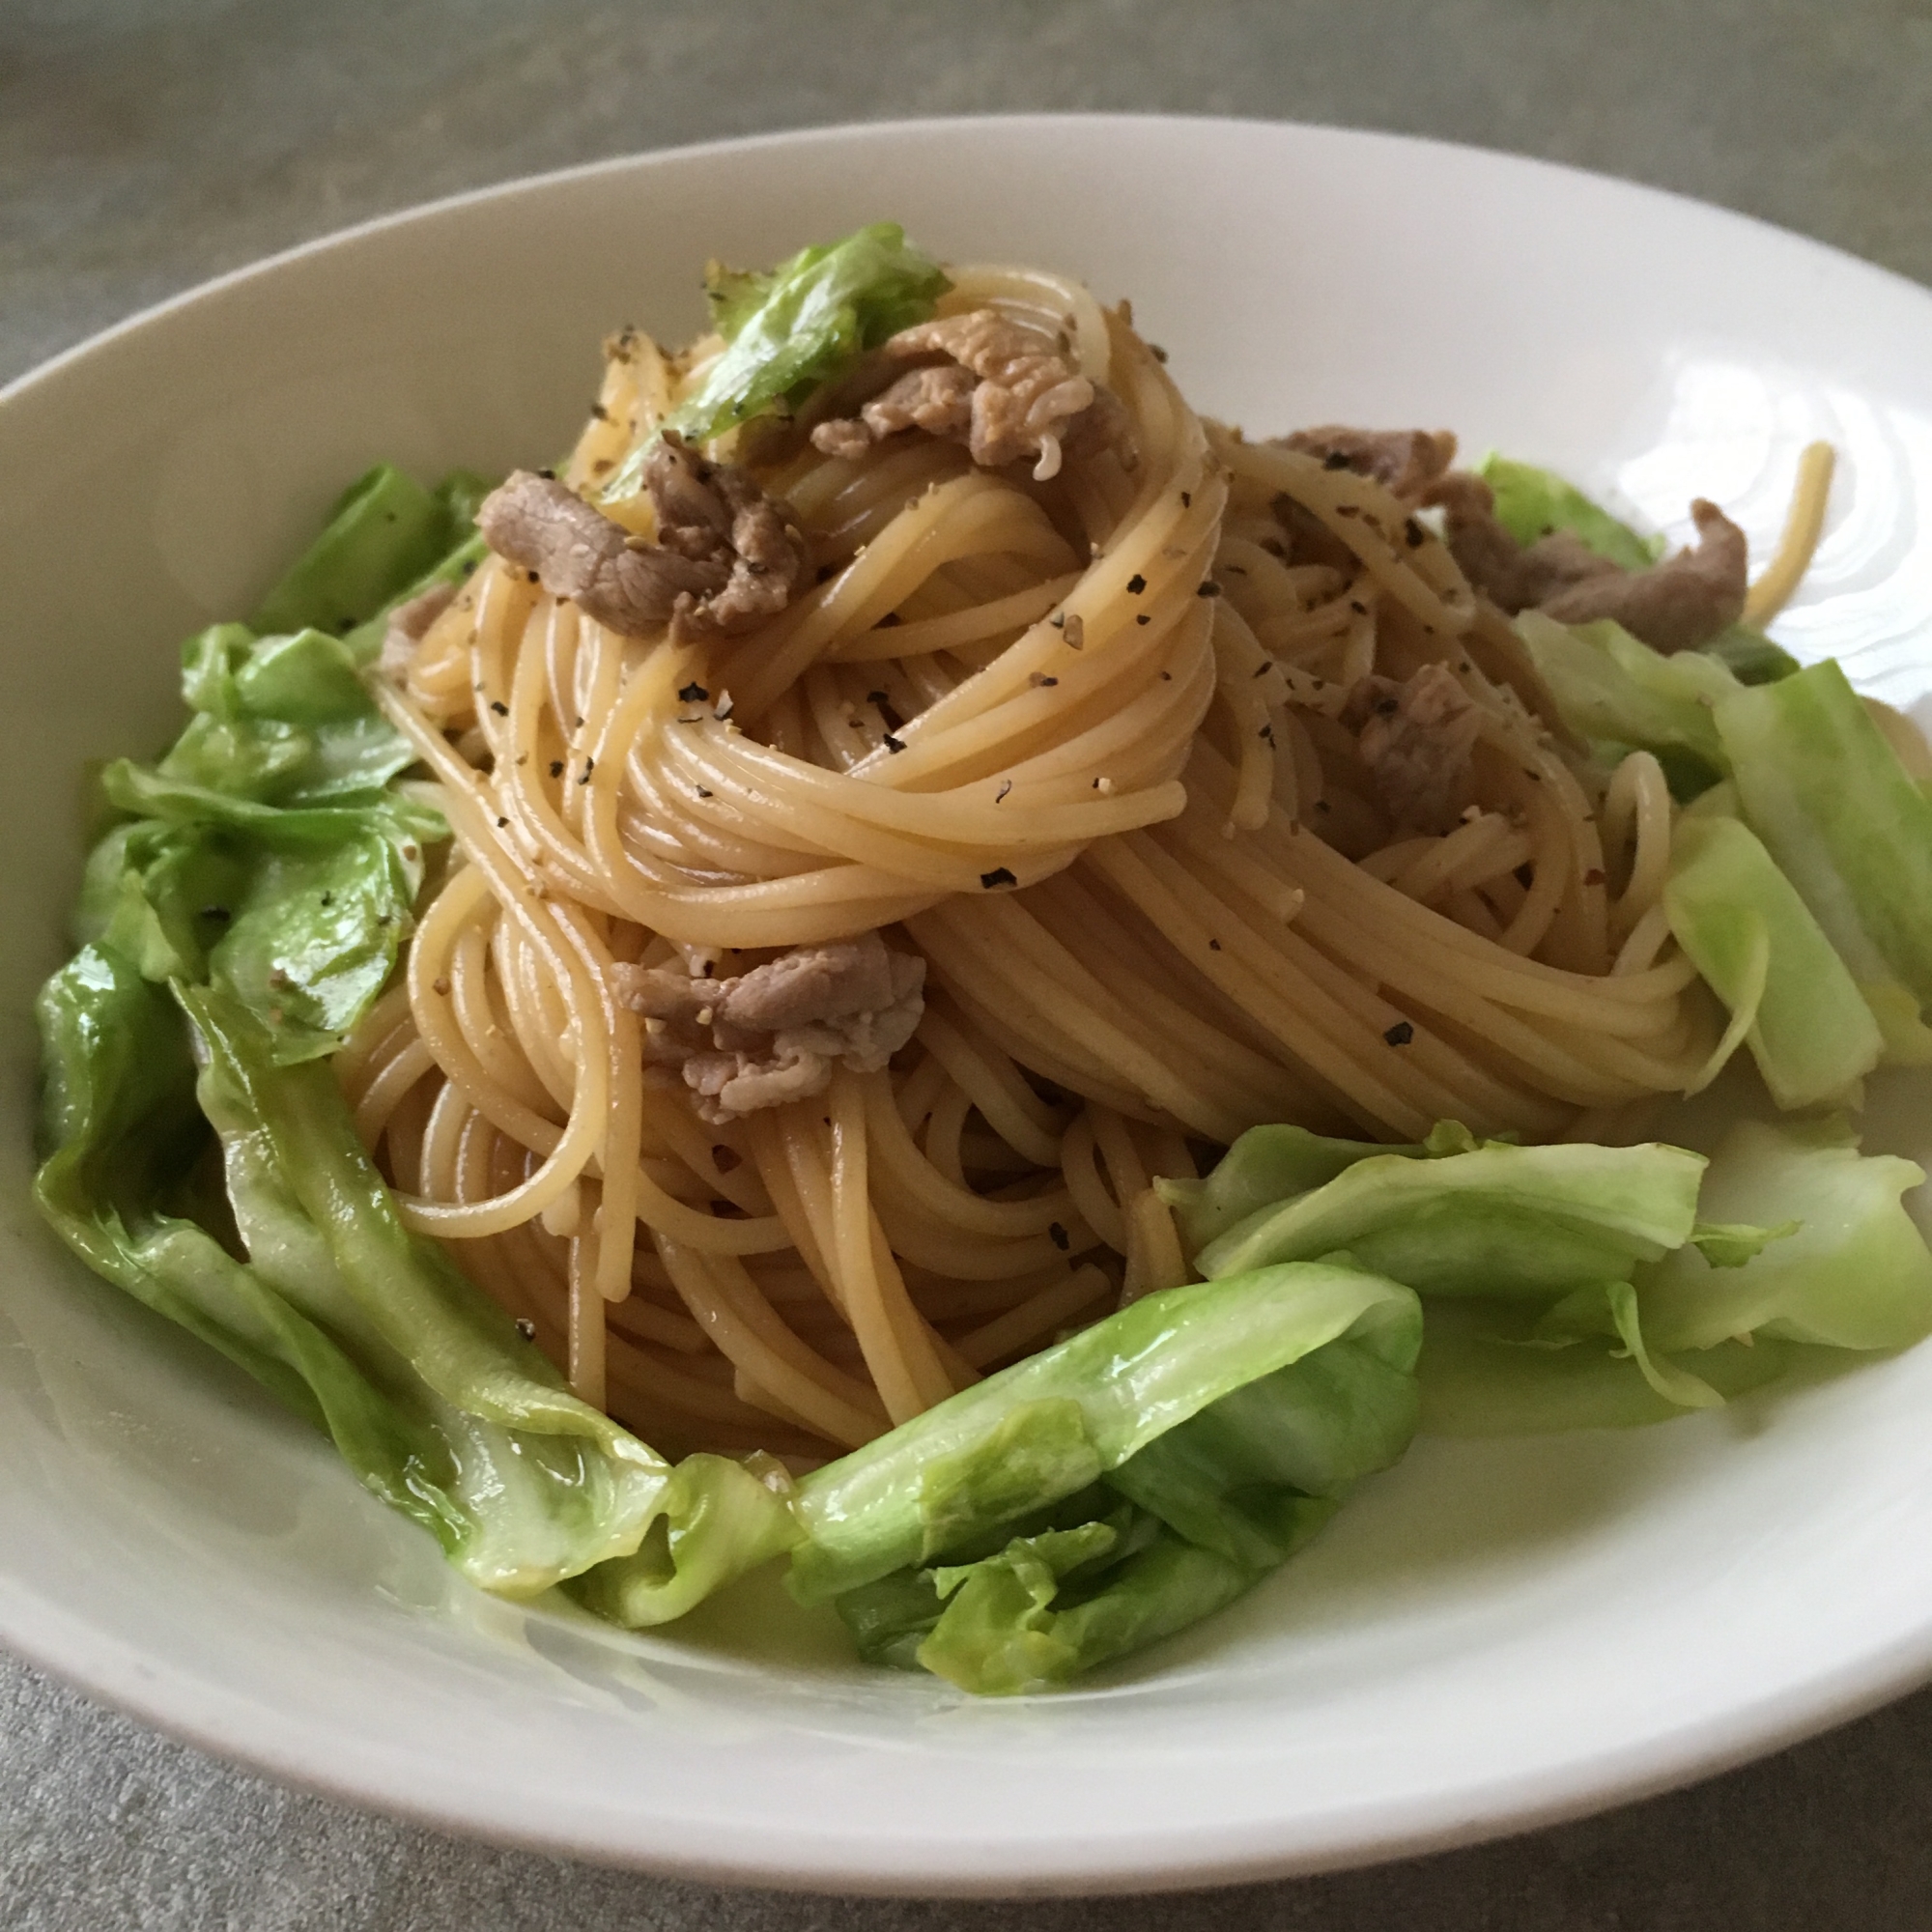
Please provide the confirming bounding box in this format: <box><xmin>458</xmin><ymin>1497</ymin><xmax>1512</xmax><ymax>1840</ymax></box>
<box><xmin>7</xmin><ymin>115</ymin><xmax>1932</xmax><ymax>1897</ymax></box>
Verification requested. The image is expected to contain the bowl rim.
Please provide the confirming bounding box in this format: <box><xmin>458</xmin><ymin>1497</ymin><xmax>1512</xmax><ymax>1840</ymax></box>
<box><xmin>8</xmin><ymin>110</ymin><xmax>1932</xmax><ymax>1896</ymax></box>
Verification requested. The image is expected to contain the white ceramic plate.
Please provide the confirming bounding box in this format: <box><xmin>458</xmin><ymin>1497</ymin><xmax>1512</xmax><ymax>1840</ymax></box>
<box><xmin>7</xmin><ymin>115</ymin><xmax>1932</xmax><ymax>1897</ymax></box>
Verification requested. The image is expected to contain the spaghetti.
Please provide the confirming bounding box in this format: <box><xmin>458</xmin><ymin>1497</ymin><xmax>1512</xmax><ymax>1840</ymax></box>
<box><xmin>341</xmin><ymin>258</ymin><xmax>1804</xmax><ymax>1463</ymax></box>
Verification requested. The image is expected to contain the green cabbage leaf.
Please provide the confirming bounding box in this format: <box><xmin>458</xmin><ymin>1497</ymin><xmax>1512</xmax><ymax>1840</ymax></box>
<box><xmin>790</xmin><ymin>1262</ymin><xmax>1422</xmax><ymax>1693</ymax></box>
<box><xmin>601</xmin><ymin>222</ymin><xmax>950</xmax><ymax>497</ymax></box>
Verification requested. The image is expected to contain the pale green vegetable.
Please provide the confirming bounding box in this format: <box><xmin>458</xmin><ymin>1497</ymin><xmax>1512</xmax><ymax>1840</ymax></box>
<box><xmin>1158</xmin><ymin>1122</ymin><xmax>1506</xmax><ymax>1260</ymax></box>
<box><xmin>1193</xmin><ymin>1138</ymin><xmax>1708</xmax><ymax>1299</ymax></box>
<box><xmin>1717</xmin><ymin>660</ymin><xmax>1932</xmax><ymax>1058</ymax></box>
<box><xmin>1477</xmin><ymin>454</ymin><xmax>1662</xmax><ymax>571</ymax></box>
<box><xmin>77</xmin><ymin>621</ymin><xmax>443</xmax><ymax>1065</ymax></box>
<box><xmin>1639</xmin><ymin>1118</ymin><xmax>1932</xmax><ymax>1354</ymax></box>
<box><xmin>251</xmin><ymin>464</ymin><xmax>490</xmax><ymax>639</ymax></box>
<box><xmin>1700</xmin><ymin>626</ymin><xmax>1802</xmax><ymax>686</ymax></box>
<box><xmin>601</xmin><ymin>222</ymin><xmax>950</xmax><ymax>497</ymax></box>
<box><xmin>1533</xmin><ymin>1281</ymin><xmax>1725</xmax><ymax>1409</ymax></box>
<box><xmin>807</xmin><ymin>1261</ymin><xmax>1422</xmax><ymax>1693</ymax></box>
<box><xmin>912</xmin><ymin>1524</ymin><xmax>1259</xmax><ymax>1697</ymax></box>
<box><xmin>1516</xmin><ymin>610</ymin><xmax>1740</xmax><ymax>794</ymax></box>
<box><xmin>1416</xmin><ymin>1299</ymin><xmax>1791</xmax><ymax>1435</ymax></box>
<box><xmin>789</xmin><ymin>1261</ymin><xmax>1420</xmax><ymax>1605</ymax></box>
<box><xmin>1663</xmin><ymin>812</ymin><xmax>1884</xmax><ymax>1108</ymax></box>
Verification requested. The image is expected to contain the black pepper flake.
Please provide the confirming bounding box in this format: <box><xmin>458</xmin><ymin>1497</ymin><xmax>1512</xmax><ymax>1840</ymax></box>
<box><xmin>516</xmin><ymin>1318</ymin><xmax>536</xmax><ymax>1341</ymax></box>
<box><xmin>1150</xmin><ymin>344</ymin><xmax>1169</xmax><ymax>363</ymax></box>
<box><xmin>1322</xmin><ymin>450</ymin><xmax>1352</xmax><ymax>471</ymax></box>
<box><xmin>490</xmin><ymin>699</ymin><xmax>509</xmax><ymax>716</ymax></box>
<box><xmin>1030</xmin><ymin>673</ymin><xmax>1059</xmax><ymax>688</ymax></box>
<box><xmin>526</xmin><ymin>570</ymin><xmax>541</xmax><ymax>583</ymax></box>
<box><xmin>1159</xmin><ymin>669</ymin><xmax>1173</xmax><ymax>680</ymax></box>
<box><xmin>1136</xmin><ymin>613</ymin><xmax>1151</xmax><ymax>626</ymax></box>
<box><xmin>1259</xmin><ymin>722</ymin><xmax>1274</xmax><ymax>742</ymax></box>
<box><xmin>712</xmin><ymin>1145</ymin><xmax>742</xmax><ymax>1174</ymax></box>
<box><xmin>1350</xmin><ymin>600</ymin><xmax>1369</xmax><ymax>615</ymax></box>
<box><xmin>550</xmin><ymin>759</ymin><xmax>564</xmax><ymax>778</ymax></box>
<box><xmin>580</xmin><ymin>758</ymin><xmax>595</xmax><ymax>784</ymax></box>
<box><xmin>1383</xmin><ymin>1021</ymin><xmax>1415</xmax><ymax>1047</ymax></box>
<box><xmin>1180</xmin><ymin>491</ymin><xmax>1192</xmax><ymax>508</ymax></box>
<box><xmin>1405</xmin><ymin>517</ymin><xmax>1426</xmax><ymax>549</ymax></box>
<box><xmin>319</xmin><ymin>893</ymin><xmax>332</xmax><ymax>907</ymax></box>
<box><xmin>1048</xmin><ymin>1221</ymin><xmax>1070</xmax><ymax>1251</ymax></box>
<box><xmin>678</xmin><ymin>682</ymin><xmax>709</xmax><ymax>703</ymax></box>
<box><xmin>883</xmin><ymin>733</ymin><xmax>906</xmax><ymax>753</ymax></box>
<box><xmin>1336</xmin><ymin>504</ymin><xmax>1362</xmax><ymax>520</ymax></box>
<box><xmin>696</xmin><ymin>786</ymin><xmax>712</xmax><ymax>798</ymax></box>
<box><xmin>1583</xmin><ymin>867</ymin><xmax>1606</xmax><ymax>887</ymax></box>
<box><xmin>1197</xmin><ymin>580</ymin><xmax>1222</xmax><ymax>598</ymax></box>
<box><xmin>1208</xmin><ymin>938</ymin><xmax>1222</xmax><ymax>952</ymax></box>
<box><xmin>1126</xmin><ymin>573</ymin><xmax>1148</xmax><ymax>595</ymax></box>
<box><xmin>996</xmin><ymin>781</ymin><xmax>1012</xmax><ymax>803</ymax></box>
<box><xmin>496</xmin><ymin>815</ymin><xmax>509</xmax><ymax>829</ymax></box>
<box><xmin>537</xmin><ymin>468</ymin><xmax>555</xmax><ymax>480</ymax></box>
<box><xmin>980</xmin><ymin>867</ymin><xmax>1018</xmax><ymax>889</ymax></box>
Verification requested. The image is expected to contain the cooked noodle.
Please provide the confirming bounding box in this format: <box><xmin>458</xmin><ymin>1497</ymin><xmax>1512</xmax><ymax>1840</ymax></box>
<box><xmin>342</xmin><ymin>262</ymin><xmax>1729</xmax><ymax>1460</ymax></box>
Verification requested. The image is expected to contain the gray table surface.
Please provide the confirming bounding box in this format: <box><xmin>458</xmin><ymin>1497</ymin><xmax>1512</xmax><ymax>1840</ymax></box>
<box><xmin>8</xmin><ymin>3</ymin><xmax>1932</xmax><ymax>1926</ymax></box>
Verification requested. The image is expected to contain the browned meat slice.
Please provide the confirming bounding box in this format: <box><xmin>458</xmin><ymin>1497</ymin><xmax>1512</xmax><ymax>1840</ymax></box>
<box><xmin>1539</xmin><ymin>498</ymin><xmax>1747</xmax><ymax>652</ymax></box>
<box><xmin>476</xmin><ymin>438</ymin><xmax>808</xmax><ymax>639</ymax></box>
<box><xmin>810</xmin><ymin>308</ymin><xmax>1132</xmax><ymax>478</ymax></box>
<box><xmin>1276</xmin><ymin>427</ymin><xmax>1459</xmax><ymax>501</ymax></box>
<box><xmin>1427</xmin><ymin>475</ymin><xmax>1747</xmax><ymax>654</ymax></box>
<box><xmin>1426</xmin><ymin>473</ymin><xmax>1623</xmax><ymax>613</ymax></box>
<box><xmin>641</xmin><ymin>433</ymin><xmax>810</xmax><ymax>632</ymax></box>
<box><xmin>613</xmin><ymin>932</ymin><xmax>925</xmax><ymax>1123</ymax></box>
<box><xmin>378</xmin><ymin>580</ymin><xmax>458</xmax><ymax>679</ymax></box>
<box><xmin>824</xmin><ymin>364</ymin><xmax>979</xmax><ymax>461</ymax></box>
<box><xmin>1349</xmin><ymin>664</ymin><xmax>1484</xmax><ymax>834</ymax></box>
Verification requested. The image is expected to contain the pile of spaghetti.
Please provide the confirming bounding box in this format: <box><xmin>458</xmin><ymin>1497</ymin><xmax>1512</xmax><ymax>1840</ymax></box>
<box><xmin>334</xmin><ymin>227</ymin><xmax>1828</xmax><ymax>1464</ymax></box>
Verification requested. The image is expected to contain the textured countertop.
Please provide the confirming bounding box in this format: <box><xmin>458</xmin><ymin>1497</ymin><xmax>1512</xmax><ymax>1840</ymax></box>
<box><xmin>8</xmin><ymin>4</ymin><xmax>1932</xmax><ymax>1926</ymax></box>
